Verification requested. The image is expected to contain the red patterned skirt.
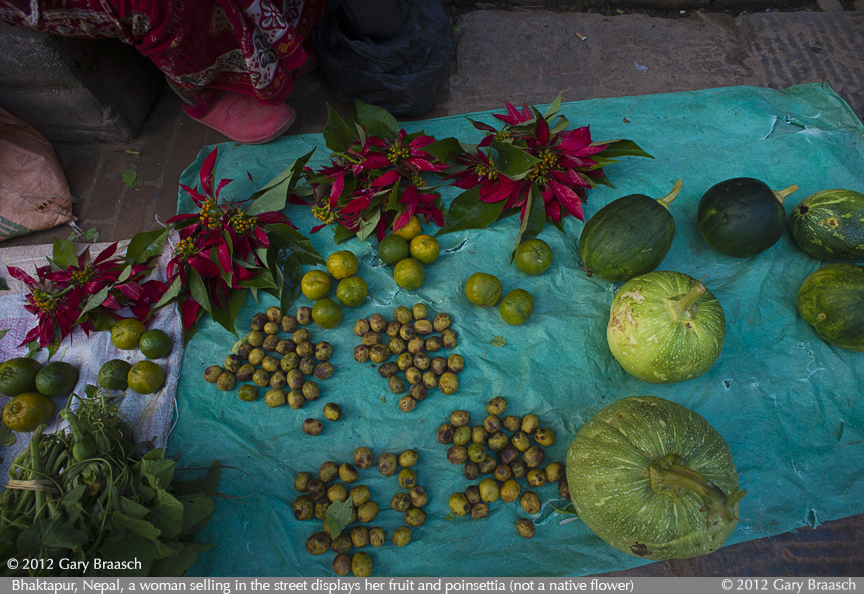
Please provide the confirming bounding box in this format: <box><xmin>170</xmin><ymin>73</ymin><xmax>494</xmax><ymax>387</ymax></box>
<box><xmin>0</xmin><ymin>0</ymin><xmax>325</xmax><ymax>105</ymax></box>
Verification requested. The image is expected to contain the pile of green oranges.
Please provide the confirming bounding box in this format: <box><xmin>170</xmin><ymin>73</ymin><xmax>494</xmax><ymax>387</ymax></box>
<box><xmin>377</xmin><ymin>216</ymin><xmax>440</xmax><ymax>291</ymax></box>
<box><xmin>463</xmin><ymin>238</ymin><xmax>554</xmax><ymax>326</ymax></box>
<box><xmin>300</xmin><ymin>250</ymin><xmax>368</xmax><ymax>330</ymax></box>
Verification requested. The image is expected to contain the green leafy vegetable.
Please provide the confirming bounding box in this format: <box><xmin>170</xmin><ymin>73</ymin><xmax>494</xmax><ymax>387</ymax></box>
<box><xmin>122</xmin><ymin>169</ymin><xmax>139</xmax><ymax>189</ymax></box>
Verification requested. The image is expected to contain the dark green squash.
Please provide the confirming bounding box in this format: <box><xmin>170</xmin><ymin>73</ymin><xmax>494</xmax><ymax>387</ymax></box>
<box><xmin>797</xmin><ymin>262</ymin><xmax>864</xmax><ymax>352</ymax></box>
<box><xmin>790</xmin><ymin>189</ymin><xmax>864</xmax><ymax>261</ymax></box>
<box><xmin>579</xmin><ymin>180</ymin><xmax>682</xmax><ymax>282</ymax></box>
<box><xmin>697</xmin><ymin>177</ymin><xmax>798</xmax><ymax>258</ymax></box>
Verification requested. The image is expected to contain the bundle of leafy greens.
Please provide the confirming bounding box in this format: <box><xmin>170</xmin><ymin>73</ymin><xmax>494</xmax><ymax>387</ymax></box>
<box><xmin>0</xmin><ymin>386</ymin><xmax>220</xmax><ymax>576</ymax></box>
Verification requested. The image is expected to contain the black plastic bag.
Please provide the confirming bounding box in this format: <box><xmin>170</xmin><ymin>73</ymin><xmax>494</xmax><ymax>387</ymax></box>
<box><xmin>312</xmin><ymin>0</ymin><xmax>454</xmax><ymax>118</ymax></box>
<box><xmin>341</xmin><ymin>0</ymin><xmax>407</xmax><ymax>38</ymax></box>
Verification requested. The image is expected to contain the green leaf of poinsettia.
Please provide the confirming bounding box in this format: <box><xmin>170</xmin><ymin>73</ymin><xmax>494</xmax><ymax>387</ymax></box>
<box><xmin>513</xmin><ymin>184</ymin><xmax>546</xmax><ymax>252</ymax></box>
<box><xmin>333</xmin><ymin>225</ymin><xmax>355</xmax><ymax>245</ymax></box>
<box><xmin>246</xmin><ymin>150</ymin><xmax>316</xmax><ymax>216</ymax></box>
<box><xmin>354</xmin><ymin>100</ymin><xmax>399</xmax><ymax>140</ymax></box>
<box><xmin>323</xmin><ymin>104</ymin><xmax>356</xmax><ymax>153</ymax></box>
<box><xmin>422</xmin><ymin>137</ymin><xmax>463</xmax><ymax>164</ymax></box>
<box><xmin>52</xmin><ymin>239</ymin><xmax>78</xmax><ymax>269</ymax></box>
<box><xmin>126</xmin><ymin>227</ymin><xmax>171</xmax><ymax>264</ymax></box>
<box><xmin>209</xmin><ymin>288</ymin><xmax>246</xmax><ymax>336</ymax></box>
<box><xmin>491</xmin><ymin>141</ymin><xmax>539</xmax><ymax>178</ymax></box>
<box><xmin>265</xmin><ymin>224</ymin><xmax>323</xmax><ymax>266</ymax></box>
<box><xmin>0</xmin><ymin>277</ymin><xmax>7</xmax><ymax>290</ymax></box>
<box><xmin>594</xmin><ymin>139</ymin><xmax>654</xmax><ymax>160</ymax></box>
<box><xmin>435</xmin><ymin>187</ymin><xmax>506</xmax><ymax>236</ymax></box>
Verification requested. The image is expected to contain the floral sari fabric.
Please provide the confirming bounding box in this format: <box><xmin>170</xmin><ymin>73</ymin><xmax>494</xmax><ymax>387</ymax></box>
<box><xmin>0</xmin><ymin>0</ymin><xmax>324</xmax><ymax>104</ymax></box>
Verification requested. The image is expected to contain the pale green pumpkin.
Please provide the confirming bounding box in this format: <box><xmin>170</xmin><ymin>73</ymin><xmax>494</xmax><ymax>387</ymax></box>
<box><xmin>607</xmin><ymin>271</ymin><xmax>725</xmax><ymax>384</ymax></box>
<box><xmin>566</xmin><ymin>396</ymin><xmax>745</xmax><ymax>560</ymax></box>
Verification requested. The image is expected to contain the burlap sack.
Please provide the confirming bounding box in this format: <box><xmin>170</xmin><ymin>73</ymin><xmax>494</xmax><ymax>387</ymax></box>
<box><xmin>0</xmin><ymin>106</ymin><xmax>76</xmax><ymax>241</ymax></box>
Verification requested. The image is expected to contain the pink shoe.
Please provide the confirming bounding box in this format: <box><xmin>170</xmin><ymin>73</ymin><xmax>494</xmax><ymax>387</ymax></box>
<box><xmin>183</xmin><ymin>92</ymin><xmax>296</xmax><ymax>144</ymax></box>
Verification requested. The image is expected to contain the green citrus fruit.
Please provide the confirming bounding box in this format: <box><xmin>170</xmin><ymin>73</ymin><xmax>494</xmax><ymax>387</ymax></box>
<box><xmin>393</xmin><ymin>215</ymin><xmax>423</xmax><ymax>241</ymax></box>
<box><xmin>499</xmin><ymin>289</ymin><xmax>535</xmax><ymax>325</ymax></box>
<box><xmin>110</xmin><ymin>318</ymin><xmax>147</xmax><ymax>350</ymax></box>
<box><xmin>127</xmin><ymin>360</ymin><xmax>166</xmax><ymax>395</ymax></box>
<box><xmin>312</xmin><ymin>298</ymin><xmax>343</xmax><ymax>329</ymax></box>
<box><xmin>326</xmin><ymin>251</ymin><xmax>359</xmax><ymax>280</ymax></box>
<box><xmin>301</xmin><ymin>269</ymin><xmax>332</xmax><ymax>301</ymax></box>
<box><xmin>464</xmin><ymin>272</ymin><xmax>502</xmax><ymax>308</ymax></box>
<box><xmin>394</xmin><ymin>258</ymin><xmax>425</xmax><ymax>291</ymax></box>
<box><xmin>2</xmin><ymin>392</ymin><xmax>56</xmax><ymax>432</ymax></box>
<box><xmin>378</xmin><ymin>235</ymin><xmax>410</xmax><ymax>265</ymax></box>
<box><xmin>336</xmin><ymin>276</ymin><xmax>368</xmax><ymax>307</ymax></box>
<box><xmin>0</xmin><ymin>357</ymin><xmax>43</xmax><ymax>397</ymax></box>
<box><xmin>34</xmin><ymin>361</ymin><xmax>79</xmax><ymax>397</ymax></box>
<box><xmin>98</xmin><ymin>359</ymin><xmax>133</xmax><ymax>390</ymax></box>
<box><xmin>514</xmin><ymin>238</ymin><xmax>553</xmax><ymax>276</ymax></box>
<box><xmin>138</xmin><ymin>329</ymin><xmax>173</xmax><ymax>359</ymax></box>
<box><xmin>409</xmin><ymin>234</ymin><xmax>440</xmax><ymax>265</ymax></box>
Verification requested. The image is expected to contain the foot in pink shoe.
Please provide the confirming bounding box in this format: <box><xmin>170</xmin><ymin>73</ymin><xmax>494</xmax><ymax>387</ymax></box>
<box><xmin>183</xmin><ymin>92</ymin><xmax>296</xmax><ymax>144</ymax></box>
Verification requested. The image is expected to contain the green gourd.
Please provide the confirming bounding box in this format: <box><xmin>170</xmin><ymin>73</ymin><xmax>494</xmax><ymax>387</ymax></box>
<box><xmin>566</xmin><ymin>396</ymin><xmax>746</xmax><ymax>560</ymax></box>
<box><xmin>797</xmin><ymin>262</ymin><xmax>864</xmax><ymax>352</ymax></box>
<box><xmin>697</xmin><ymin>177</ymin><xmax>798</xmax><ymax>258</ymax></box>
<box><xmin>607</xmin><ymin>271</ymin><xmax>726</xmax><ymax>384</ymax></box>
<box><xmin>790</xmin><ymin>189</ymin><xmax>864</xmax><ymax>261</ymax></box>
<box><xmin>579</xmin><ymin>180</ymin><xmax>682</xmax><ymax>282</ymax></box>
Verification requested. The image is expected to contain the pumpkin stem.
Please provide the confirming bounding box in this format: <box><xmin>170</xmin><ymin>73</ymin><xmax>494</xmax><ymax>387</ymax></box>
<box><xmin>657</xmin><ymin>179</ymin><xmax>683</xmax><ymax>209</ymax></box>
<box><xmin>664</xmin><ymin>281</ymin><xmax>706</xmax><ymax>321</ymax></box>
<box><xmin>649</xmin><ymin>453</ymin><xmax>746</xmax><ymax>526</ymax></box>
<box><xmin>773</xmin><ymin>184</ymin><xmax>799</xmax><ymax>205</ymax></box>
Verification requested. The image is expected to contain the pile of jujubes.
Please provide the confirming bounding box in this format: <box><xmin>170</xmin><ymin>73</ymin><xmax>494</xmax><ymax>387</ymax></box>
<box><xmin>294</xmin><ymin>447</ymin><xmax>428</xmax><ymax>576</ymax></box>
<box><xmin>352</xmin><ymin>303</ymin><xmax>464</xmax><ymax>413</ymax></box>
<box><xmin>439</xmin><ymin>396</ymin><xmax>569</xmax><ymax>538</ymax></box>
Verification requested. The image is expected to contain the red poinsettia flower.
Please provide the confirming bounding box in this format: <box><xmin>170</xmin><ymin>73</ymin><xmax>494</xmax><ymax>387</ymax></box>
<box><xmin>6</xmin><ymin>266</ymin><xmax>87</xmax><ymax>347</ymax></box>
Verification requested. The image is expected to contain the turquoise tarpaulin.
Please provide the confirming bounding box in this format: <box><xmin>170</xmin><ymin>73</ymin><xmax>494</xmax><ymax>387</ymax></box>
<box><xmin>168</xmin><ymin>83</ymin><xmax>864</xmax><ymax>577</ymax></box>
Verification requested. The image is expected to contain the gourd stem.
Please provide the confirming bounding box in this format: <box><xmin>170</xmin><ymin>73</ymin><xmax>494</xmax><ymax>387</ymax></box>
<box><xmin>649</xmin><ymin>454</ymin><xmax>746</xmax><ymax>526</ymax></box>
<box><xmin>773</xmin><ymin>184</ymin><xmax>799</xmax><ymax>204</ymax></box>
<box><xmin>657</xmin><ymin>179</ymin><xmax>684</xmax><ymax>209</ymax></box>
<box><xmin>665</xmin><ymin>282</ymin><xmax>706</xmax><ymax>321</ymax></box>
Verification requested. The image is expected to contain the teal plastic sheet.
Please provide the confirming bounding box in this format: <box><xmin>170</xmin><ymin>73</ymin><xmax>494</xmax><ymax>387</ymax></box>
<box><xmin>168</xmin><ymin>83</ymin><xmax>864</xmax><ymax>577</ymax></box>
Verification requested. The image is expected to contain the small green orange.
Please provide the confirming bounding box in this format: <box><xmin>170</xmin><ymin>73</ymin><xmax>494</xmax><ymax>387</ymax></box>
<box><xmin>138</xmin><ymin>329</ymin><xmax>173</xmax><ymax>359</ymax></box>
<box><xmin>378</xmin><ymin>235</ymin><xmax>410</xmax><ymax>265</ymax></box>
<box><xmin>98</xmin><ymin>359</ymin><xmax>133</xmax><ymax>390</ymax></box>
<box><xmin>0</xmin><ymin>357</ymin><xmax>42</xmax><ymax>397</ymax></box>
<box><xmin>326</xmin><ymin>251</ymin><xmax>359</xmax><ymax>280</ymax></box>
<box><xmin>464</xmin><ymin>272</ymin><xmax>502</xmax><ymax>308</ymax></box>
<box><xmin>392</xmin><ymin>215</ymin><xmax>423</xmax><ymax>242</ymax></box>
<box><xmin>127</xmin><ymin>360</ymin><xmax>166</xmax><ymax>395</ymax></box>
<box><xmin>409</xmin><ymin>234</ymin><xmax>440</xmax><ymax>265</ymax></box>
<box><xmin>2</xmin><ymin>392</ymin><xmax>56</xmax><ymax>432</ymax></box>
<box><xmin>34</xmin><ymin>361</ymin><xmax>79</xmax><ymax>397</ymax></box>
<box><xmin>394</xmin><ymin>258</ymin><xmax>425</xmax><ymax>291</ymax></box>
<box><xmin>110</xmin><ymin>318</ymin><xmax>147</xmax><ymax>350</ymax></box>
<box><xmin>514</xmin><ymin>238</ymin><xmax>553</xmax><ymax>276</ymax></box>
<box><xmin>499</xmin><ymin>289</ymin><xmax>535</xmax><ymax>325</ymax></box>
<box><xmin>312</xmin><ymin>298</ymin><xmax>343</xmax><ymax>329</ymax></box>
<box><xmin>301</xmin><ymin>269</ymin><xmax>332</xmax><ymax>301</ymax></box>
<box><xmin>336</xmin><ymin>276</ymin><xmax>368</xmax><ymax>307</ymax></box>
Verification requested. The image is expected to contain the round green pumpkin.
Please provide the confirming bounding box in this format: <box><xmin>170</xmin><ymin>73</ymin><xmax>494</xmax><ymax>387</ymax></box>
<box><xmin>697</xmin><ymin>177</ymin><xmax>798</xmax><ymax>258</ymax></box>
<box><xmin>566</xmin><ymin>396</ymin><xmax>746</xmax><ymax>560</ymax></box>
<box><xmin>607</xmin><ymin>271</ymin><xmax>726</xmax><ymax>384</ymax></box>
<box><xmin>579</xmin><ymin>180</ymin><xmax>682</xmax><ymax>282</ymax></box>
<box><xmin>789</xmin><ymin>189</ymin><xmax>864</xmax><ymax>261</ymax></box>
<box><xmin>797</xmin><ymin>262</ymin><xmax>864</xmax><ymax>352</ymax></box>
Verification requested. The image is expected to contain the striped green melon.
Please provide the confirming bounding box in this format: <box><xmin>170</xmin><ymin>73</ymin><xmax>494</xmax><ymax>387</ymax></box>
<box><xmin>790</xmin><ymin>189</ymin><xmax>864</xmax><ymax>261</ymax></box>
<box><xmin>566</xmin><ymin>396</ymin><xmax>745</xmax><ymax>560</ymax></box>
<box><xmin>797</xmin><ymin>262</ymin><xmax>864</xmax><ymax>352</ymax></box>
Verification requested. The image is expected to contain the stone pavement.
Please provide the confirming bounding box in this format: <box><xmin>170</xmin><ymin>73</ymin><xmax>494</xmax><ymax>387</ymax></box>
<box><xmin>3</xmin><ymin>0</ymin><xmax>864</xmax><ymax>576</ymax></box>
